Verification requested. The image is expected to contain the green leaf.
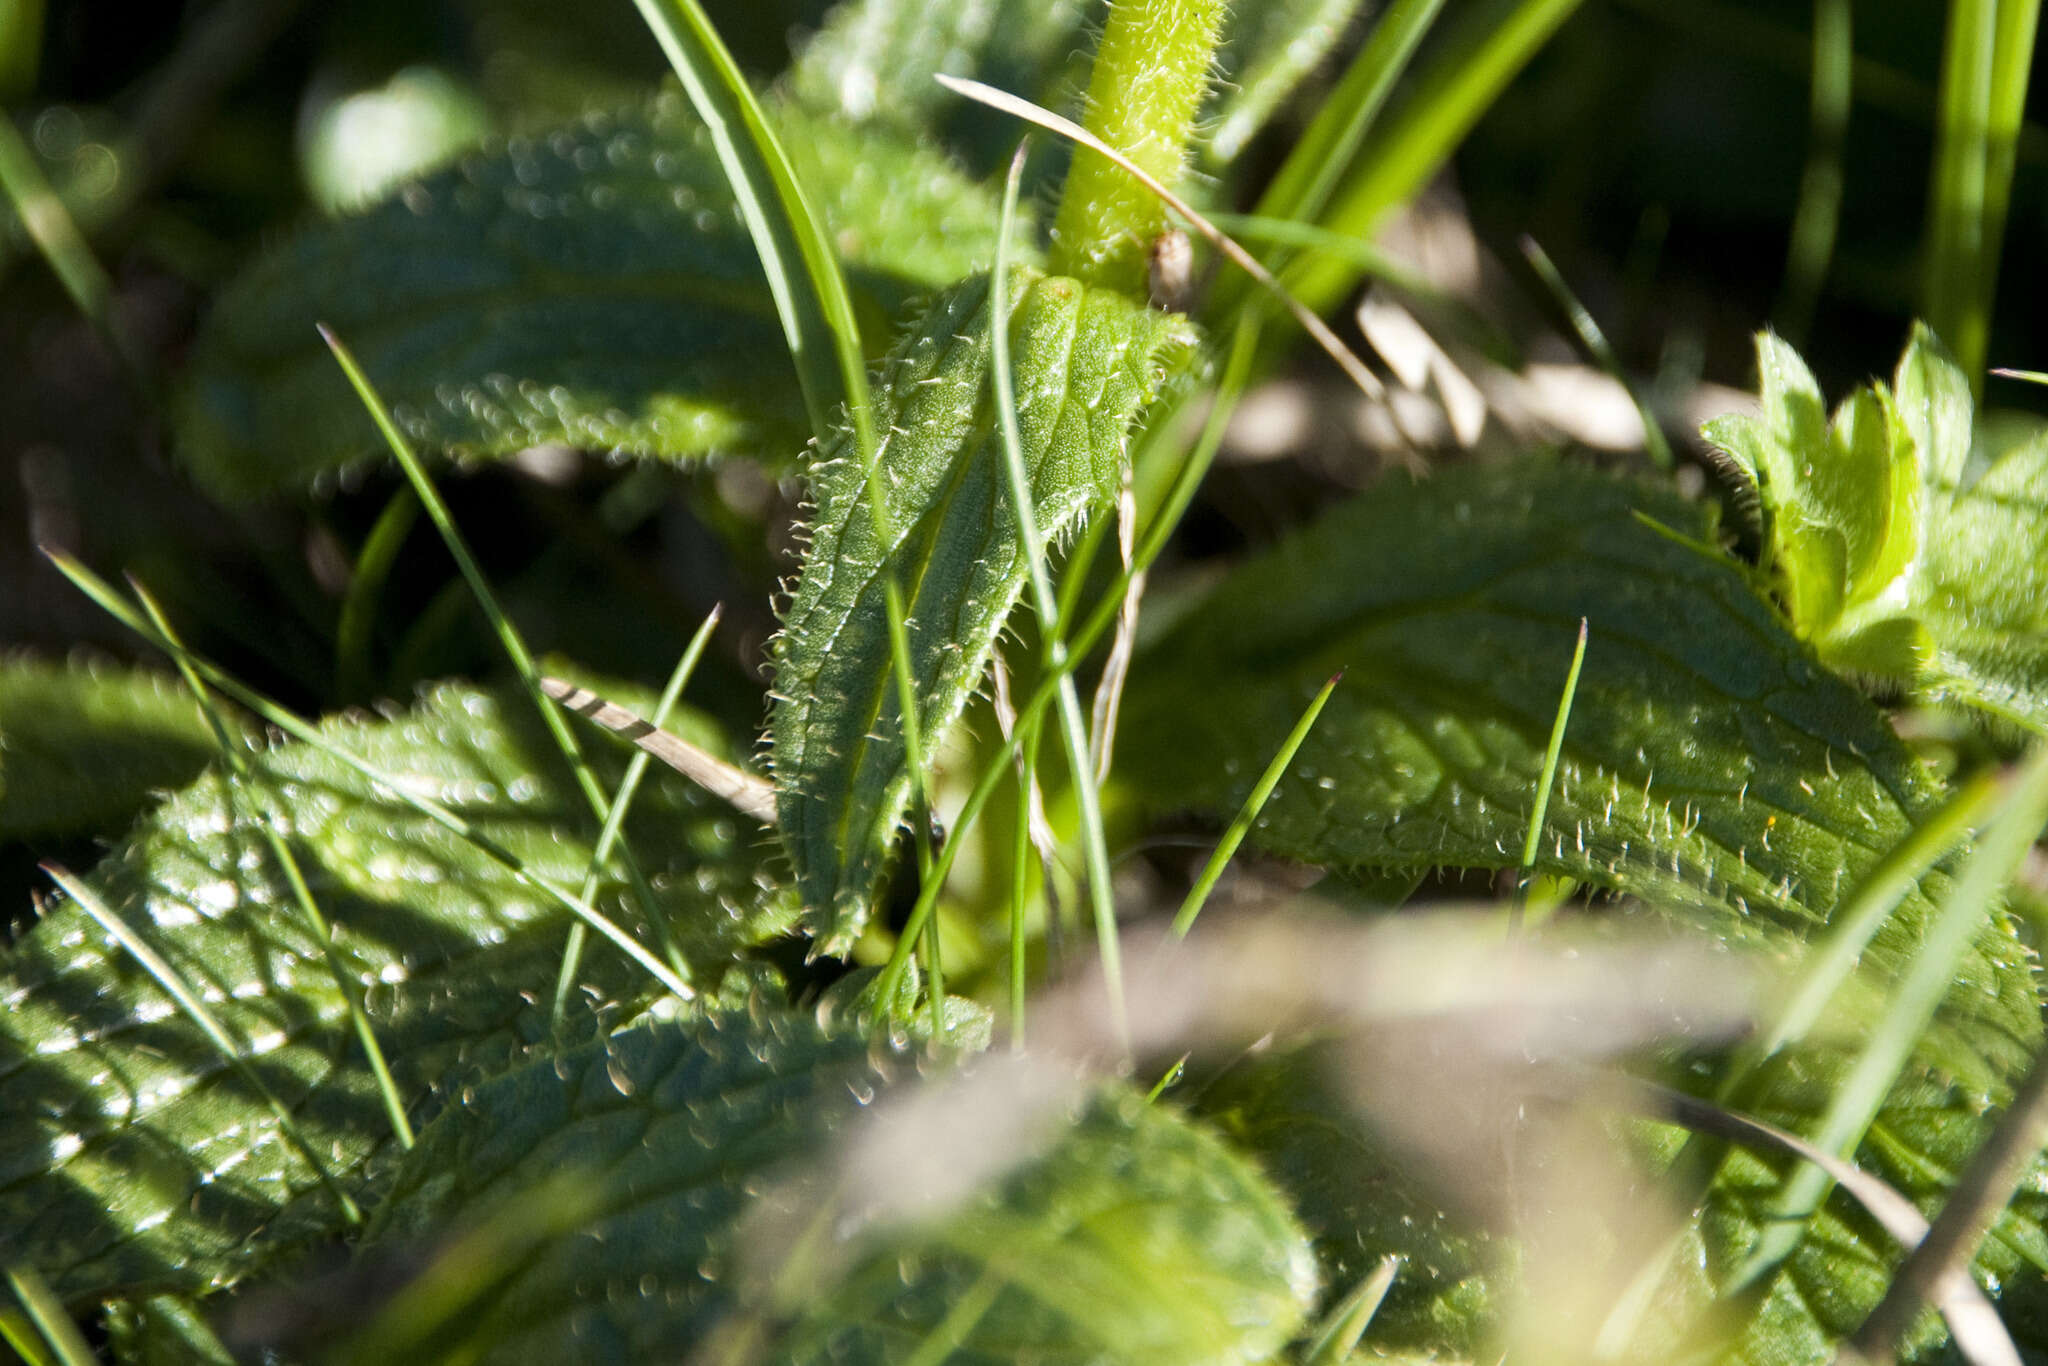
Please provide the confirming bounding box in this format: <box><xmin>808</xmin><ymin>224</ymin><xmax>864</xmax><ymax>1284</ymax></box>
<box><xmin>0</xmin><ymin>657</ymin><xmax>238</xmax><ymax>843</ymax></box>
<box><xmin>175</xmin><ymin>96</ymin><xmax>1023</xmax><ymax>501</ymax></box>
<box><xmin>770</xmin><ymin>268</ymin><xmax>1192</xmax><ymax>947</ymax></box>
<box><xmin>0</xmin><ymin>680</ymin><xmax>795</xmax><ymax>1302</ymax></box>
<box><xmin>1645</xmin><ymin>1070</ymin><xmax>2048</xmax><ymax>1364</ymax></box>
<box><xmin>353</xmin><ymin>1013</ymin><xmax>1315</xmax><ymax>1365</ymax></box>
<box><xmin>1119</xmin><ymin>455</ymin><xmax>2048</xmax><ymax>1360</ymax></box>
<box><xmin>1119</xmin><ymin>456</ymin><xmax>2037</xmax><ymax>1089</ymax></box>
<box><xmin>1191</xmin><ymin>1041</ymin><xmax>1495</xmax><ymax>1359</ymax></box>
<box><xmin>1706</xmin><ymin>326</ymin><xmax>2048</xmax><ymax>732</ymax></box>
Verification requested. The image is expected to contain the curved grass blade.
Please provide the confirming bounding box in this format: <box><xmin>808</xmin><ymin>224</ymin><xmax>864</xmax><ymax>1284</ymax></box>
<box><xmin>44</xmin><ymin>549</ymin><xmax>694</xmax><ymax>1003</ymax></box>
<box><xmin>1730</xmin><ymin>744</ymin><xmax>2048</xmax><ymax>1292</ymax></box>
<box><xmin>320</xmin><ymin>326</ymin><xmax>689</xmax><ymax>995</ymax></box>
<box><xmin>1519</xmin><ymin>236</ymin><xmax>1673</xmax><ymax>468</ymax></box>
<box><xmin>1285</xmin><ymin>0</ymin><xmax>1585</xmax><ymax>319</ymax></box>
<box><xmin>937</xmin><ymin>75</ymin><xmax>1383</xmax><ymax>401</ymax></box>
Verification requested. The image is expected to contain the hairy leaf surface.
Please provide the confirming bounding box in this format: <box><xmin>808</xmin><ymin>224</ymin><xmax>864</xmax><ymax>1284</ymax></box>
<box><xmin>0</xmin><ymin>657</ymin><xmax>240</xmax><ymax>842</ymax></box>
<box><xmin>1120</xmin><ymin>456</ymin><xmax>2045</xmax><ymax>1360</ymax></box>
<box><xmin>772</xmin><ymin>268</ymin><xmax>1192</xmax><ymax>946</ymax></box>
<box><xmin>357</xmin><ymin>1012</ymin><xmax>1315</xmax><ymax>1365</ymax></box>
<box><xmin>177</xmin><ymin>96</ymin><xmax>1023</xmax><ymax>500</ymax></box>
<box><xmin>0</xmin><ymin>681</ymin><xmax>794</xmax><ymax>1301</ymax></box>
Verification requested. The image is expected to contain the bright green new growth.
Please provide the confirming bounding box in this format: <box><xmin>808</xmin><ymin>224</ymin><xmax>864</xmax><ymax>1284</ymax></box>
<box><xmin>1048</xmin><ymin>0</ymin><xmax>1226</xmax><ymax>294</ymax></box>
<box><xmin>771</xmin><ymin>267</ymin><xmax>1193</xmax><ymax>949</ymax></box>
<box><xmin>1706</xmin><ymin>324</ymin><xmax>2048</xmax><ymax>734</ymax></box>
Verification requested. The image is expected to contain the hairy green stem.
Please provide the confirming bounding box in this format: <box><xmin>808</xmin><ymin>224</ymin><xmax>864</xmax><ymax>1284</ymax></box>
<box><xmin>1048</xmin><ymin>0</ymin><xmax>1226</xmax><ymax>295</ymax></box>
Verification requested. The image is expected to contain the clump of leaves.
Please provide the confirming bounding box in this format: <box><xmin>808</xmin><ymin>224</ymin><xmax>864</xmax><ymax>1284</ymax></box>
<box><xmin>1706</xmin><ymin>325</ymin><xmax>2048</xmax><ymax>735</ymax></box>
<box><xmin>6</xmin><ymin>0</ymin><xmax>2048</xmax><ymax>1363</ymax></box>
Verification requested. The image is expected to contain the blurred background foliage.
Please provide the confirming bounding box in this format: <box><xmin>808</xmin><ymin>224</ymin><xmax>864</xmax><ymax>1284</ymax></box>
<box><xmin>2</xmin><ymin>0</ymin><xmax>2044</xmax><ymax>911</ymax></box>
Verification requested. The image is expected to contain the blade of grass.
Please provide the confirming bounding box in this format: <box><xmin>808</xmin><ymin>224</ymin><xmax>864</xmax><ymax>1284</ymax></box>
<box><xmin>1302</xmin><ymin>1257</ymin><xmax>1400</xmax><ymax>1366</ymax></box>
<box><xmin>630</xmin><ymin>0</ymin><xmax>940</xmax><ymax>927</ymax></box>
<box><xmin>626</xmin><ymin>0</ymin><xmax>868</xmax><ymax>452</ymax></box>
<box><xmin>335</xmin><ymin>487</ymin><xmax>419</xmax><ymax>700</ymax></box>
<box><xmin>1924</xmin><ymin>0</ymin><xmax>2040</xmax><ymax>388</ymax></box>
<box><xmin>937</xmin><ymin>74</ymin><xmax>1386</xmax><ymax>402</ymax></box>
<box><xmin>0</xmin><ymin>109</ymin><xmax>148</xmax><ymax>385</ymax></box>
<box><xmin>2</xmin><ymin>1267</ymin><xmax>93</xmax><ymax>1366</ymax></box>
<box><xmin>550</xmin><ymin>608</ymin><xmax>723</xmax><ymax>1027</ymax></box>
<box><xmin>1253</xmin><ymin>0</ymin><xmax>1448</xmax><ymax>230</ymax></box>
<box><xmin>873</xmin><ymin>322</ymin><xmax>1261</xmax><ymax>1011</ymax></box>
<box><xmin>896</xmin><ymin>1265</ymin><xmax>1004</xmax><ymax>1366</ymax></box>
<box><xmin>1286</xmin><ymin>0</ymin><xmax>1586</xmax><ymax>319</ymax></box>
<box><xmin>1777</xmin><ymin>0</ymin><xmax>1851</xmax><ymax>346</ymax></box>
<box><xmin>1745</xmin><ymin>768</ymin><xmax>2002</xmax><ymax>1070</ymax></box>
<box><xmin>1730</xmin><ymin>744</ymin><xmax>2048</xmax><ymax>1293</ymax></box>
<box><xmin>1594</xmin><ymin>764</ymin><xmax>2004</xmax><ymax>1356</ymax></box>
<box><xmin>317</xmin><ymin>326</ymin><xmax>690</xmax><ymax>998</ymax></box>
<box><xmin>1601</xmin><ymin>1077</ymin><xmax>2020</xmax><ymax>1366</ymax></box>
<box><xmin>132</xmin><ymin>578</ymin><xmax>415</xmax><ymax>1150</ymax></box>
<box><xmin>42</xmin><ymin>863</ymin><xmax>364</xmax><ymax>1225</ymax></box>
<box><xmin>1169</xmin><ymin>671</ymin><xmax>1342</xmax><ymax>939</ymax></box>
<box><xmin>991</xmin><ymin>142</ymin><xmax>1127</xmax><ymax>1044</ymax></box>
<box><xmin>991</xmin><ymin>651</ymin><xmax>1052</xmax><ymax>1052</ymax></box>
<box><xmin>1518</xmin><ymin>240</ymin><xmax>1673</xmax><ymax>468</ymax></box>
<box><xmin>45</xmin><ymin>548</ymin><xmax>695</xmax><ymax>1002</ymax></box>
<box><xmin>1511</xmin><ymin>617</ymin><xmax>1590</xmax><ymax>929</ymax></box>
<box><xmin>1849</xmin><ymin>1038</ymin><xmax>2048</xmax><ymax>1364</ymax></box>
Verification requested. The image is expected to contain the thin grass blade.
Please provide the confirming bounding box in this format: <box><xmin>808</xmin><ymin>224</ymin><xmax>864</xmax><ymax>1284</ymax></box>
<box><xmin>318</xmin><ymin>325</ymin><xmax>688</xmax><ymax>992</ymax></box>
<box><xmin>1286</xmin><ymin>0</ymin><xmax>1585</xmax><ymax>318</ymax></box>
<box><xmin>1170</xmin><ymin>672</ymin><xmax>1342</xmax><ymax>939</ymax></box>
<box><xmin>1302</xmin><ymin>1257</ymin><xmax>1400</xmax><ymax>1366</ymax></box>
<box><xmin>1519</xmin><ymin>239</ymin><xmax>1673</xmax><ymax>468</ymax></box>
<box><xmin>41</xmin><ymin>863</ymin><xmax>364</xmax><ymax>1225</ymax></box>
<box><xmin>3</xmin><ymin>1267</ymin><xmax>95</xmax><ymax>1366</ymax></box>
<box><xmin>45</xmin><ymin>548</ymin><xmax>695</xmax><ymax>1003</ymax></box>
<box><xmin>131</xmin><ymin>578</ymin><xmax>415</xmax><ymax>1150</ymax></box>
<box><xmin>1731</xmin><ymin>744</ymin><xmax>2048</xmax><ymax>1291</ymax></box>
<box><xmin>987</xmin><ymin>140</ymin><xmax>1122</xmax><ymax>1040</ymax></box>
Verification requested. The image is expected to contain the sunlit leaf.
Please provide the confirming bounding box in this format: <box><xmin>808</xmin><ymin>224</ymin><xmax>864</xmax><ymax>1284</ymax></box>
<box><xmin>0</xmin><ymin>656</ymin><xmax>238</xmax><ymax>843</ymax></box>
<box><xmin>1119</xmin><ymin>454</ymin><xmax>2047</xmax><ymax>1360</ymax></box>
<box><xmin>0</xmin><ymin>680</ymin><xmax>794</xmax><ymax>1302</ymax></box>
<box><xmin>771</xmin><ymin>267</ymin><xmax>1192</xmax><ymax>947</ymax></box>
